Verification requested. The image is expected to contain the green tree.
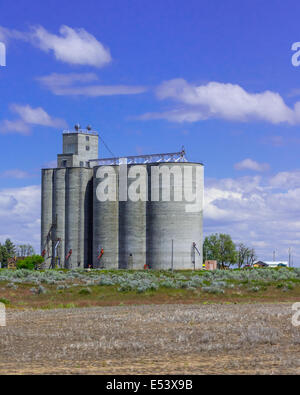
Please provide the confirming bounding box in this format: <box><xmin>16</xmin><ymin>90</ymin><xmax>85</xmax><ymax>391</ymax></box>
<box><xmin>203</xmin><ymin>233</ymin><xmax>237</xmax><ymax>268</ymax></box>
<box><xmin>4</xmin><ymin>239</ymin><xmax>16</xmax><ymax>257</ymax></box>
<box><xmin>16</xmin><ymin>255</ymin><xmax>44</xmax><ymax>270</ymax></box>
<box><xmin>0</xmin><ymin>243</ymin><xmax>9</xmax><ymax>267</ymax></box>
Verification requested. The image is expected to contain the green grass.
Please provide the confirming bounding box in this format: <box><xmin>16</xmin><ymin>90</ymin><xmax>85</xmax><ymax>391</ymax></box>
<box><xmin>0</xmin><ymin>297</ymin><xmax>10</xmax><ymax>305</ymax></box>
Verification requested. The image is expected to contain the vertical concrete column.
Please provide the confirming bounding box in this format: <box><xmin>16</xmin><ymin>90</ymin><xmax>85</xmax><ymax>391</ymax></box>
<box><xmin>118</xmin><ymin>164</ymin><xmax>147</xmax><ymax>269</ymax></box>
<box><xmin>147</xmin><ymin>163</ymin><xmax>204</xmax><ymax>270</ymax></box>
<box><xmin>65</xmin><ymin>168</ymin><xmax>93</xmax><ymax>268</ymax></box>
<box><xmin>79</xmin><ymin>168</ymin><xmax>93</xmax><ymax>268</ymax></box>
<box><xmin>65</xmin><ymin>168</ymin><xmax>79</xmax><ymax>268</ymax></box>
<box><xmin>53</xmin><ymin>168</ymin><xmax>66</xmax><ymax>268</ymax></box>
<box><xmin>93</xmin><ymin>165</ymin><xmax>119</xmax><ymax>269</ymax></box>
<box><xmin>41</xmin><ymin>169</ymin><xmax>54</xmax><ymax>268</ymax></box>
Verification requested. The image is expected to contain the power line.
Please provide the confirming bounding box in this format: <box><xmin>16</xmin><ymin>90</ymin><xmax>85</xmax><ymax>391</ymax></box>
<box><xmin>99</xmin><ymin>135</ymin><xmax>116</xmax><ymax>158</ymax></box>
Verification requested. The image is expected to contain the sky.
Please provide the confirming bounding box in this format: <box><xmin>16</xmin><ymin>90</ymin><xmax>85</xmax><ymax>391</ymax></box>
<box><xmin>0</xmin><ymin>0</ymin><xmax>300</xmax><ymax>265</ymax></box>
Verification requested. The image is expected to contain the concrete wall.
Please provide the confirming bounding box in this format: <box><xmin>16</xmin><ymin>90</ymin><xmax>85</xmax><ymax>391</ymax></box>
<box><xmin>93</xmin><ymin>166</ymin><xmax>119</xmax><ymax>269</ymax></box>
<box><xmin>41</xmin><ymin>169</ymin><xmax>54</xmax><ymax>268</ymax></box>
<box><xmin>42</xmin><ymin>167</ymin><xmax>93</xmax><ymax>269</ymax></box>
<box><xmin>58</xmin><ymin>132</ymin><xmax>99</xmax><ymax>168</ymax></box>
<box><xmin>119</xmin><ymin>164</ymin><xmax>147</xmax><ymax>269</ymax></box>
<box><xmin>91</xmin><ymin>162</ymin><xmax>203</xmax><ymax>270</ymax></box>
<box><xmin>53</xmin><ymin>168</ymin><xmax>66</xmax><ymax>267</ymax></box>
<box><xmin>146</xmin><ymin>163</ymin><xmax>203</xmax><ymax>270</ymax></box>
<box><xmin>42</xmin><ymin>156</ymin><xmax>204</xmax><ymax>270</ymax></box>
<box><xmin>65</xmin><ymin>168</ymin><xmax>93</xmax><ymax>268</ymax></box>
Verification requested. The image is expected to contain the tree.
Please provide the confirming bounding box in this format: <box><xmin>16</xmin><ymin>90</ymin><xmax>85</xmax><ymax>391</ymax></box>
<box><xmin>237</xmin><ymin>243</ymin><xmax>249</xmax><ymax>268</ymax></box>
<box><xmin>4</xmin><ymin>239</ymin><xmax>16</xmax><ymax>257</ymax></box>
<box><xmin>246</xmin><ymin>248</ymin><xmax>256</xmax><ymax>266</ymax></box>
<box><xmin>16</xmin><ymin>255</ymin><xmax>44</xmax><ymax>270</ymax></box>
<box><xmin>237</xmin><ymin>243</ymin><xmax>257</xmax><ymax>268</ymax></box>
<box><xmin>0</xmin><ymin>243</ymin><xmax>9</xmax><ymax>267</ymax></box>
<box><xmin>203</xmin><ymin>233</ymin><xmax>237</xmax><ymax>268</ymax></box>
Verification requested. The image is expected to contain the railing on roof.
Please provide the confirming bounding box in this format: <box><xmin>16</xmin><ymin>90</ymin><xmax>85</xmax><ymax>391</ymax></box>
<box><xmin>89</xmin><ymin>148</ymin><xmax>189</xmax><ymax>166</ymax></box>
<box><xmin>63</xmin><ymin>129</ymin><xmax>98</xmax><ymax>135</ymax></box>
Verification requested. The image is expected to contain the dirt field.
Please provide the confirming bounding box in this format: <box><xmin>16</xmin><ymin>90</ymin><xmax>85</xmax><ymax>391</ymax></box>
<box><xmin>1</xmin><ymin>303</ymin><xmax>300</xmax><ymax>374</ymax></box>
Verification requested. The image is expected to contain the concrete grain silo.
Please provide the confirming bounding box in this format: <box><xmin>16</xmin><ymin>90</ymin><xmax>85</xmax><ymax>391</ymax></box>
<box><xmin>65</xmin><ymin>167</ymin><xmax>93</xmax><ymax>268</ymax></box>
<box><xmin>41</xmin><ymin>127</ymin><xmax>97</xmax><ymax>269</ymax></box>
<box><xmin>53</xmin><ymin>168</ymin><xmax>66</xmax><ymax>267</ymax></box>
<box><xmin>41</xmin><ymin>168</ymin><xmax>54</xmax><ymax>267</ymax></box>
<box><xmin>146</xmin><ymin>163</ymin><xmax>203</xmax><ymax>270</ymax></box>
<box><xmin>93</xmin><ymin>165</ymin><xmax>119</xmax><ymax>269</ymax></box>
<box><xmin>41</xmin><ymin>126</ymin><xmax>204</xmax><ymax>270</ymax></box>
<box><xmin>118</xmin><ymin>164</ymin><xmax>147</xmax><ymax>270</ymax></box>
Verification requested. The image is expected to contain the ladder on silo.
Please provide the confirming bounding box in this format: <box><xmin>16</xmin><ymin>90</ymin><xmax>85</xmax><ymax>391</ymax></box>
<box><xmin>193</xmin><ymin>242</ymin><xmax>204</xmax><ymax>270</ymax></box>
<box><xmin>51</xmin><ymin>238</ymin><xmax>61</xmax><ymax>269</ymax></box>
<box><xmin>42</xmin><ymin>220</ymin><xmax>56</xmax><ymax>262</ymax></box>
<box><xmin>193</xmin><ymin>243</ymin><xmax>201</xmax><ymax>257</ymax></box>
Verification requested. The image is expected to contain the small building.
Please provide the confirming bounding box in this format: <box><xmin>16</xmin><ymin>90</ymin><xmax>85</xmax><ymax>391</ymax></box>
<box><xmin>7</xmin><ymin>258</ymin><xmax>16</xmax><ymax>269</ymax></box>
<box><xmin>204</xmin><ymin>260</ymin><xmax>218</xmax><ymax>270</ymax></box>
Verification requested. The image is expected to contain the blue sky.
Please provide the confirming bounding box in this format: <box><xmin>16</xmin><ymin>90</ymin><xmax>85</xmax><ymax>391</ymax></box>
<box><xmin>0</xmin><ymin>0</ymin><xmax>300</xmax><ymax>264</ymax></box>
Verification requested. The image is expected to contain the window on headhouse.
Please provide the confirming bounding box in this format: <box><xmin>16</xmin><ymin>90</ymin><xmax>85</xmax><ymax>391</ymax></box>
<box><xmin>62</xmin><ymin>160</ymin><xmax>67</xmax><ymax>168</ymax></box>
<box><xmin>86</xmin><ymin>136</ymin><xmax>89</xmax><ymax>141</ymax></box>
<box><xmin>86</xmin><ymin>146</ymin><xmax>90</xmax><ymax>151</ymax></box>
<box><xmin>80</xmin><ymin>161</ymin><xmax>84</xmax><ymax>167</ymax></box>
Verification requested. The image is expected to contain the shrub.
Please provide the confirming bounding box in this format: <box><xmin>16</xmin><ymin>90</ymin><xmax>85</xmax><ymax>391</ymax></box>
<box><xmin>16</xmin><ymin>260</ymin><xmax>35</xmax><ymax>270</ymax></box>
<box><xmin>0</xmin><ymin>297</ymin><xmax>9</xmax><ymax>305</ymax></box>
<box><xmin>37</xmin><ymin>285</ymin><xmax>47</xmax><ymax>294</ymax></box>
<box><xmin>249</xmin><ymin>286</ymin><xmax>260</xmax><ymax>292</ymax></box>
<box><xmin>7</xmin><ymin>283</ymin><xmax>18</xmax><ymax>289</ymax></box>
<box><xmin>79</xmin><ymin>287</ymin><xmax>92</xmax><ymax>295</ymax></box>
<box><xmin>16</xmin><ymin>255</ymin><xmax>44</xmax><ymax>270</ymax></box>
<box><xmin>202</xmin><ymin>286</ymin><xmax>225</xmax><ymax>294</ymax></box>
<box><xmin>160</xmin><ymin>280</ymin><xmax>177</xmax><ymax>288</ymax></box>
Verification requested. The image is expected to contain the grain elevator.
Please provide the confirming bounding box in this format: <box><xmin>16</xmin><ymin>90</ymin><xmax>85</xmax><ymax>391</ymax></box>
<box><xmin>41</xmin><ymin>126</ymin><xmax>204</xmax><ymax>270</ymax></box>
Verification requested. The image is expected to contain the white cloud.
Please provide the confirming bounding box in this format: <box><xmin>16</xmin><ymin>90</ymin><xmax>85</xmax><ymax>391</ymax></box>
<box><xmin>205</xmin><ymin>172</ymin><xmax>300</xmax><ymax>263</ymax></box>
<box><xmin>0</xmin><ymin>26</ymin><xmax>24</xmax><ymax>44</ymax></box>
<box><xmin>140</xmin><ymin>79</ymin><xmax>300</xmax><ymax>125</ymax></box>
<box><xmin>0</xmin><ymin>104</ymin><xmax>67</xmax><ymax>135</ymax></box>
<box><xmin>0</xmin><ymin>120</ymin><xmax>31</xmax><ymax>135</ymax></box>
<box><xmin>0</xmin><ymin>185</ymin><xmax>41</xmax><ymax>252</ymax></box>
<box><xmin>269</xmin><ymin>170</ymin><xmax>300</xmax><ymax>189</ymax></box>
<box><xmin>38</xmin><ymin>72</ymin><xmax>147</xmax><ymax>96</ymax></box>
<box><xmin>0</xmin><ymin>169</ymin><xmax>34</xmax><ymax>179</ymax></box>
<box><xmin>11</xmin><ymin>104</ymin><xmax>66</xmax><ymax>128</ymax></box>
<box><xmin>0</xmin><ymin>25</ymin><xmax>112</xmax><ymax>67</ymax></box>
<box><xmin>234</xmin><ymin>158</ymin><xmax>270</xmax><ymax>172</ymax></box>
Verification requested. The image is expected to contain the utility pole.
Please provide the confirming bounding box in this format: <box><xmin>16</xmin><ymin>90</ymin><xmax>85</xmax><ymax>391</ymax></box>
<box><xmin>288</xmin><ymin>248</ymin><xmax>292</xmax><ymax>267</ymax></box>
<box><xmin>273</xmin><ymin>250</ymin><xmax>276</xmax><ymax>262</ymax></box>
